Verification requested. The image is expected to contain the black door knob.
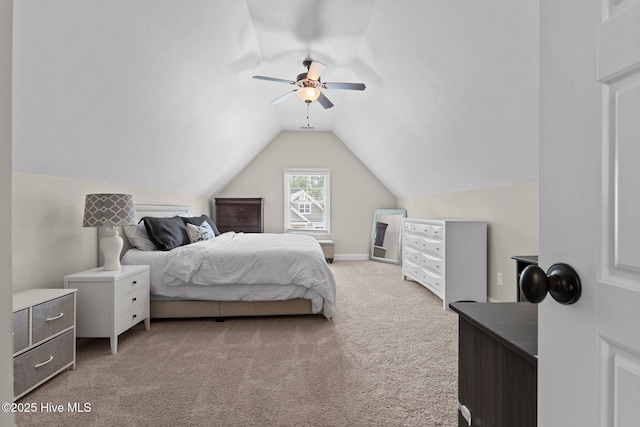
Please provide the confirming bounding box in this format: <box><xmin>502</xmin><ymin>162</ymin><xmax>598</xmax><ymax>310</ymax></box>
<box><xmin>519</xmin><ymin>263</ymin><xmax>581</xmax><ymax>304</ymax></box>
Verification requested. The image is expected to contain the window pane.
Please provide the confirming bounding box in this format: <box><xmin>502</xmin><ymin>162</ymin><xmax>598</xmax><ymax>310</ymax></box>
<box><xmin>285</xmin><ymin>169</ymin><xmax>329</xmax><ymax>234</ymax></box>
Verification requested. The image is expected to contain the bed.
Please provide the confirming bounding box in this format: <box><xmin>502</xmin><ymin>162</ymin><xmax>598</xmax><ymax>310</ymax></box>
<box><xmin>109</xmin><ymin>203</ymin><xmax>336</xmax><ymax>320</ymax></box>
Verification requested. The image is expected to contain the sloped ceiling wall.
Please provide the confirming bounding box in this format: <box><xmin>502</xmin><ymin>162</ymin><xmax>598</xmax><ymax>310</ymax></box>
<box><xmin>11</xmin><ymin>1</ymin><xmax>538</xmax><ymax>199</ymax></box>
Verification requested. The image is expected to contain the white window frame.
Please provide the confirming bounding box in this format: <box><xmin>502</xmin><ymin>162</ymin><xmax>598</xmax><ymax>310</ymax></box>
<box><xmin>284</xmin><ymin>168</ymin><xmax>330</xmax><ymax>235</ymax></box>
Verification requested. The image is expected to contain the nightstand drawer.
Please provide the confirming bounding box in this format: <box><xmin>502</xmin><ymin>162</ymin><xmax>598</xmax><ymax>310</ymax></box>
<box><xmin>32</xmin><ymin>294</ymin><xmax>74</xmax><ymax>344</ymax></box>
<box><xmin>116</xmin><ymin>304</ymin><xmax>147</xmax><ymax>335</ymax></box>
<box><xmin>13</xmin><ymin>330</ymin><xmax>74</xmax><ymax>398</ymax></box>
<box><xmin>13</xmin><ymin>309</ymin><xmax>29</xmax><ymax>354</ymax></box>
<box><xmin>116</xmin><ymin>271</ymin><xmax>148</xmax><ymax>296</ymax></box>
<box><xmin>115</xmin><ymin>286</ymin><xmax>148</xmax><ymax>315</ymax></box>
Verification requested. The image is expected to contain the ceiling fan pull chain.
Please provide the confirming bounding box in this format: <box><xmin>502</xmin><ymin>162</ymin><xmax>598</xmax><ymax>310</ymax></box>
<box><xmin>307</xmin><ymin>102</ymin><xmax>311</xmax><ymax>127</ymax></box>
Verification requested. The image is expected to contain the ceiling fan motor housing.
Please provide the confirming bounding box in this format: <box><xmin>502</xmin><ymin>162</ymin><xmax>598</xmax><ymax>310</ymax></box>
<box><xmin>296</xmin><ymin>72</ymin><xmax>308</xmax><ymax>85</ymax></box>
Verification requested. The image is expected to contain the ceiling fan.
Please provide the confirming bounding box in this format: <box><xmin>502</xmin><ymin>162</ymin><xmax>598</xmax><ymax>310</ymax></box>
<box><xmin>252</xmin><ymin>59</ymin><xmax>366</xmax><ymax>109</ymax></box>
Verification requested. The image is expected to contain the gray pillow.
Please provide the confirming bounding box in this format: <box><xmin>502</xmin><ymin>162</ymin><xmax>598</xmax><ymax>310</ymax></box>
<box><xmin>123</xmin><ymin>222</ymin><xmax>157</xmax><ymax>251</ymax></box>
<box><xmin>142</xmin><ymin>216</ymin><xmax>189</xmax><ymax>251</ymax></box>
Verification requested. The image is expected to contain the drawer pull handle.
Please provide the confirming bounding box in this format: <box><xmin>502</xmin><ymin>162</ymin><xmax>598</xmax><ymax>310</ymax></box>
<box><xmin>237</xmin><ymin>218</ymin><xmax>245</xmax><ymax>223</ymax></box>
<box><xmin>46</xmin><ymin>313</ymin><xmax>64</xmax><ymax>322</ymax></box>
<box><xmin>458</xmin><ymin>402</ymin><xmax>472</xmax><ymax>426</ymax></box>
<box><xmin>132</xmin><ymin>281</ymin><xmax>137</xmax><ymax>285</ymax></box>
<box><xmin>34</xmin><ymin>356</ymin><xmax>54</xmax><ymax>368</ymax></box>
<box><xmin>132</xmin><ymin>297</ymin><xmax>137</xmax><ymax>302</ymax></box>
<box><xmin>132</xmin><ymin>314</ymin><xmax>137</xmax><ymax>319</ymax></box>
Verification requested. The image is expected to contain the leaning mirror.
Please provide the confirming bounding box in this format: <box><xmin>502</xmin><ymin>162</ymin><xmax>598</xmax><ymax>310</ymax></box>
<box><xmin>369</xmin><ymin>209</ymin><xmax>406</xmax><ymax>264</ymax></box>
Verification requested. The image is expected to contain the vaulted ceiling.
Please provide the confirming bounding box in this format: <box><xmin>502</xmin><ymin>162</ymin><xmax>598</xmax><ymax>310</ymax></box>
<box><xmin>11</xmin><ymin>1</ymin><xmax>539</xmax><ymax>199</ymax></box>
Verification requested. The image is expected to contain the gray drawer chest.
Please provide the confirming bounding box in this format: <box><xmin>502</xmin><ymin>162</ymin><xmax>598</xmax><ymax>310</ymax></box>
<box><xmin>12</xmin><ymin>288</ymin><xmax>77</xmax><ymax>400</ymax></box>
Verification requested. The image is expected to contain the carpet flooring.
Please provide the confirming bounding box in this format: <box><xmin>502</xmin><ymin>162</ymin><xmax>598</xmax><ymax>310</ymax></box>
<box><xmin>15</xmin><ymin>261</ymin><xmax>458</xmax><ymax>427</ymax></box>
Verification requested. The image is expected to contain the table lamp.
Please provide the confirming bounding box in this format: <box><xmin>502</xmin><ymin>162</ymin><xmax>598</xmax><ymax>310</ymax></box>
<box><xmin>83</xmin><ymin>194</ymin><xmax>136</xmax><ymax>271</ymax></box>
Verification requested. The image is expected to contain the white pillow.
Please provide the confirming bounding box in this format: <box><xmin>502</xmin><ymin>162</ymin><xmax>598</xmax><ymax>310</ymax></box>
<box><xmin>186</xmin><ymin>221</ymin><xmax>214</xmax><ymax>243</ymax></box>
<box><xmin>123</xmin><ymin>223</ymin><xmax>157</xmax><ymax>251</ymax></box>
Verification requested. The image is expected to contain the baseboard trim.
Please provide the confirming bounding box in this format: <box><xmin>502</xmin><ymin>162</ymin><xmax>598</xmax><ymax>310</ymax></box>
<box><xmin>334</xmin><ymin>254</ymin><xmax>369</xmax><ymax>261</ymax></box>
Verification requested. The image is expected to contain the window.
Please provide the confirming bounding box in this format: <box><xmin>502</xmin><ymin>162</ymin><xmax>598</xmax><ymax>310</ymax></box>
<box><xmin>284</xmin><ymin>168</ymin><xmax>330</xmax><ymax>234</ymax></box>
<box><xmin>298</xmin><ymin>202</ymin><xmax>311</xmax><ymax>214</ymax></box>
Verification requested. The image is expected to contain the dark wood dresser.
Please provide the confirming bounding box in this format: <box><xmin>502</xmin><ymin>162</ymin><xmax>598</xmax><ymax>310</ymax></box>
<box><xmin>214</xmin><ymin>198</ymin><xmax>263</xmax><ymax>233</ymax></box>
<box><xmin>449</xmin><ymin>302</ymin><xmax>537</xmax><ymax>427</ymax></box>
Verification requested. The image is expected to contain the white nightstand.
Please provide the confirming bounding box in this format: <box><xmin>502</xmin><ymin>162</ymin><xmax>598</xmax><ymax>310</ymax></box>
<box><xmin>64</xmin><ymin>265</ymin><xmax>150</xmax><ymax>354</ymax></box>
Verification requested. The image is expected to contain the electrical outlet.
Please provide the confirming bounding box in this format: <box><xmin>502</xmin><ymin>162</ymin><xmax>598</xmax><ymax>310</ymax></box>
<box><xmin>497</xmin><ymin>272</ymin><xmax>503</xmax><ymax>286</ymax></box>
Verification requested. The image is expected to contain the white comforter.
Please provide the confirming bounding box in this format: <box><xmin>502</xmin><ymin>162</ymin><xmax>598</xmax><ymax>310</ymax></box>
<box><xmin>162</xmin><ymin>232</ymin><xmax>336</xmax><ymax>318</ymax></box>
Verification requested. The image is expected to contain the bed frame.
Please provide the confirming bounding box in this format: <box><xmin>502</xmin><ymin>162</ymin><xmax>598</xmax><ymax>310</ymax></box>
<box><xmin>104</xmin><ymin>203</ymin><xmax>315</xmax><ymax>319</ymax></box>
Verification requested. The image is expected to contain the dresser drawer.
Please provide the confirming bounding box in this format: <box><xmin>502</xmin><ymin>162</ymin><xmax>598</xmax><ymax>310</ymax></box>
<box><xmin>422</xmin><ymin>269</ymin><xmax>444</xmax><ymax>294</ymax></box>
<box><xmin>217</xmin><ymin>214</ymin><xmax>260</xmax><ymax>229</ymax></box>
<box><xmin>116</xmin><ymin>271</ymin><xmax>148</xmax><ymax>297</ymax></box>
<box><xmin>403</xmin><ymin>232</ymin><xmax>421</xmax><ymax>250</ymax></box>
<box><xmin>421</xmin><ymin>238</ymin><xmax>444</xmax><ymax>257</ymax></box>
<box><xmin>13</xmin><ymin>330</ymin><xmax>74</xmax><ymax>398</ymax></box>
<box><xmin>404</xmin><ymin>259</ymin><xmax>421</xmax><ymax>281</ymax></box>
<box><xmin>32</xmin><ymin>294</ymin><xmax>74</xmax><ymax>344</ymax></box>
<box><xmin>116</xmin><ymin>303</ymin><xmax>148</xmax><ymax>335</ymax></box>
<box><xmin>115</xmin><ymin>286</ymin><xmax>148</xmax><ymax>315</ymax></box>
<box><xmin>218</xmin><ymin>204</ymin><xmax>261</xmax><ymax>218</ymax></box>
<box><xmin>411</xmin><ymin>223</ymin><xmax>432</xmax><ymax>236</ymax></box>
<box><xmin>404</xmin><ymin>246</ymin><xmax>421</xmax><ymax>265</ymax></box>
<box><xmin>13</xmin><ymin>309</ymin><xmax>29</xmax><ymax>354</ymax></box>
<box><xmin>431</xmin><ymin>225</ymin><xmax>443</xmax><ymax>239</ymax></box>
<box><xmin>215</xmin><ymin>198</ymin><xmax>263</xmax><ymax>233</ymax></box>
<box><xmin>422</xmin><ymin>253</ymin><xmax>444</xmax><ymax>276</ymax></box>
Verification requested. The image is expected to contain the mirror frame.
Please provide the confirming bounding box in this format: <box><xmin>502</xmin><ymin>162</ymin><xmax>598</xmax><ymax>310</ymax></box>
<box><xmin>369</xmin><ymin>208</ymin><xmax>406</xmax><ymax>265</ymax></box>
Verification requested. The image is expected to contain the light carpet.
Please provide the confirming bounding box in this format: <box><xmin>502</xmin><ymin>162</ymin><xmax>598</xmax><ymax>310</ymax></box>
<box><xmin>15</xmin><ymin>261</ymin><xmax>458</xmax><ymax>427</ymax></box>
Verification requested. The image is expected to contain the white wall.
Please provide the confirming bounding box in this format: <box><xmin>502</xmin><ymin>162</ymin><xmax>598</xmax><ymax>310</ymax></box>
<box><xmin>399</xmin><ymin>181</ymin><xmax>539</xmax><ymax>302</ymax></box>
<box><xmin>216</xmin><ymin>131</ymin><xmax>397</xmax><ymax>257</ymax></box>
<box><xmin>11</xmin><ymin>172</ymin><xmax>211</xmax><ymax>292</ymax></box>
<box><xmin>11</xmin><ymin>0</ymin><xmax>282</xmax><ymax>197</ymax></box>
<box><xmin>335</xmin><ymin>1</ymin><xmax>540</xmax><ymax>199</ymax></box>
<box><xmin>1</xmin><ymin>0</ymin><xmax>15</xmax><ymax>423</ymax></box>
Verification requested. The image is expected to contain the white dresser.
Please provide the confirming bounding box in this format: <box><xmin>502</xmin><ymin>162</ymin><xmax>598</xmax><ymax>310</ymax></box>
<box><xmin>64</xmin><ymin>265</ymin><xmax>150</xmax><ymax>354</ymax></box>
<box><xmin>402</xmin><ymin>218</ymin><xmax>487</xmax><ymax>309</ymax></box>
<box><xmin>12</xmin><ymin>288</ymin><xmax>77</xmax><ymax>400</ymax></box>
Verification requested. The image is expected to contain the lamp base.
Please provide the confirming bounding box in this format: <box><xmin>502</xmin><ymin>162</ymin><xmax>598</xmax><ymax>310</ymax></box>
<box><xmin>100</xmin><ymin>226</ymin><xmax>123</xmax><ymax>271</ymax></box>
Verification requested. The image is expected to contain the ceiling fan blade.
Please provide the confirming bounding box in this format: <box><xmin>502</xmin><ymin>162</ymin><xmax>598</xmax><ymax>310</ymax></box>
<box><xmin>316</xmin><ymin>91</ymin><xmax>334</xmax><ymax>109</ymax></box>
<box><xmin>271</xmin><ymin>90</ymin><xmax>298</xmax><ymax>104</ymax></box>
<box><xmin>253</xmin><ymin>75</ymin><xmax>296</xmax><ymax>85</ymax></box>
<box><xmin>307</xmin><ymin>61</ymin><xmax>325</xmax><ymax>81</ymax></box>
<box><xmin>322</xmin><ymin>82</ymin><xmax>366</xmax><ymax>91</ymax></box>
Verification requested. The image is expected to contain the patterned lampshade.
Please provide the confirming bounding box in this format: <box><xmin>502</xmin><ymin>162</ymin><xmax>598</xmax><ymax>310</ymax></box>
<box><xmin>83</xmin><ymin>194</ymin><xmax>137</xmax><ymax>228</ymax></box>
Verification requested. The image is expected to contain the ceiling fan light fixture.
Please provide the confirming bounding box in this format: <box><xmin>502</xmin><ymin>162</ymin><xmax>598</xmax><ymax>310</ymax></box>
<box><xmin>297</xmin><ymin>86</ymin><xmax>320</xmax><ymax>103</ymax></box>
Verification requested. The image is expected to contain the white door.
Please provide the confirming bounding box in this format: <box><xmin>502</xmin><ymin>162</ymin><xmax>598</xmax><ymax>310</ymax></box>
<box><xmin>539</xmin><ymin>0</ymin><xmax>640</xmax><ymax>426</ymax></box>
